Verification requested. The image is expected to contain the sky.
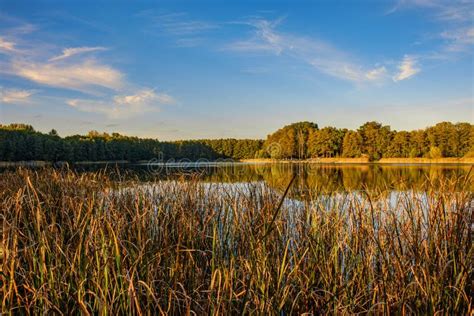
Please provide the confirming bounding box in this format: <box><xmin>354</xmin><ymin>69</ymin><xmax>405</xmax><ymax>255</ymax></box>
<box><xmin>0</xmin><ymin>0</ymin><xmax>473</xmax><ymax>140</ymax></box>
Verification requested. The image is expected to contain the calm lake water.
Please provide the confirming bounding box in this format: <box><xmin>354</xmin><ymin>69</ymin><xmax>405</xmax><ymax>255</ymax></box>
<box><xmin>71</xmin><ymin>162</ymin><xmax>473</xmax><ymax>195</ymax></box>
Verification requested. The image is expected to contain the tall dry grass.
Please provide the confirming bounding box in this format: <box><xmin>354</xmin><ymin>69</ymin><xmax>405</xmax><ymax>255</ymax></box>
<box><xmin>1</xmin><ymin>168</ymin><xmax>472</xmax><ymax>314</ymax></box>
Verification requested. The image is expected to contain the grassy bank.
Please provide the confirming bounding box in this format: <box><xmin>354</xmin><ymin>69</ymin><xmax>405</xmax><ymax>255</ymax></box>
<box><xmin>1</xmin><ymin>168</ymin><xmax>473</xmax><ymax>314</ymax></box>
<box><xmin>241</xmin><ymin>158</ymin><xmax>370</xmax><ymax>163</ymax></box>
<box><xmin>377</xmin><ymin>157</ymin><xmax>474</xmax><ymax>164</ymax></box>
<box><xmin>242</xmin><ymin>157</ymin><xmax>474</xmax><ymax>164</ymax></box>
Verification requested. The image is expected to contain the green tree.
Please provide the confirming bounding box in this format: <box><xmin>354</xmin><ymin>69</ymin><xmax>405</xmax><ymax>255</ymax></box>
<box><xmin>358</xmin><ymin>121</ymin><xmax>392</xmax><ymax>160</ymax></box>
<box><xmin>428</xmin><ymin>146</ymin><xmax>442</xmax><ymax>159</ymax></box>
<box><xmin>426</xmin><ymin>122</ymin><xmax>457</xmax><ymax>157</ymax></box>
<box><xmin>342</xmin><ymin>131</ymin><xmax>363</xmax><ymax>158</ymax></box>
<box><xmin>409</xmin><ymin>130</ymin><xmax>428</xmax><ymax>158</ymax></box>
<box><xmin>308</xmin><ymin>127</ymin><xmax>345</xmax><ymax>157</ymax></box>
<box><xmin>386</xmin><ymin>131</ymin><xmax>411</xmax><ymax>158</ymax></box>
<box><xmin>454</xmin><ymin>122</ymin><xmax>472</xmax><ymax>157</ymax></box>
<box><xmin>0</xmin><ymin>121</ymin><xmax>472</xmax><ymax>162</ymax></box>
<box><xmin>264</xmin><ymin>122</ymin><xmax>318</xmax><ymax>159</ymax></box>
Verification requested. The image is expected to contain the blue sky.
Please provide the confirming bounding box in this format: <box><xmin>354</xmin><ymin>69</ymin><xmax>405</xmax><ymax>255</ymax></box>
<box><xmin>0</xmin><ymin>0</ymin><xmax>473</xmax><ymax>140</ymax></box>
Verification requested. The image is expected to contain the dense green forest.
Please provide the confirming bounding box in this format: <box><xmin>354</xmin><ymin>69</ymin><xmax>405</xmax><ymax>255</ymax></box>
<box><xmin>0</xmin><ymin>124</ymin><xmax>263</xmax><ymax>162</ymax></box>
<box><xmin>259</xmin><ymin>121</ymin><xmax>473</xmax><ymax>160</ymax></box>
<box><xmin>0</xmin><ymin>121</ymin><xmax>472</xmax><ymax>162</ymax></box>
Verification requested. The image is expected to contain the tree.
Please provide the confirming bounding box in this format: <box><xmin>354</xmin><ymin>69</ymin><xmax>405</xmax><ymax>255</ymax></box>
<box><xmin>454</xmin><ymin>122</ymin><xmax>472</xmax><ymax>157</ymax></box>
<box><xmin>308</xmin><ymin>127</ymin><xmax>345</xmax><ymax>157</ymax></box>
<box><xmin>264</xmin><ymin>122</ymin><xmax>318</xmax><ymax>159</ymax></box>
<box><xmin>342</xmin><ymin>131</ymin><xmax>363</xmax><ymax>158</ymax></box>
<box><xmin>0</xmin><ymin>121</ymin><xmax>472</xmax><ymax>162</ymax></box>
<box><xmin>386</xmin><ymin>131</ymin><xmax>411</xmax><ymax>158</ymax></box>
<box><xmin>358</xmin><ymin>121</ymin><xmax>392</xmax><ymax>160</ymax></box>
<box><xmin>426</xmin><ymin>122</ymin><xmax>456</xmax><ymax>157</ymax></box>
<box><xmin>409</xmin><ymin>130</ymin><xmax>428</xmax><ymax>158</ymax></box>
<box><xmin>428</xmin><ymin>146</ymin><xmax>442</xmax><ymax>159</ymax></box>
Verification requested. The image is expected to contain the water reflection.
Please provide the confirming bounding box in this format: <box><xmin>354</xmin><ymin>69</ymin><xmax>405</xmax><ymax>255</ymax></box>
<box><xmin>75</xmin><ymin>162</ymin><xmax>473</xmax><ymax>196</ymax></box>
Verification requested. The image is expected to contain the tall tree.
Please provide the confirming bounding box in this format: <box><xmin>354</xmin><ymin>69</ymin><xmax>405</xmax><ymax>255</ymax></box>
<box><xmin>386</xmin><ymin>131</ymin><xmax>411</xmax><ymax>158</ymax></box>
<box><xmin>358</xmin><ymin>121</ymin><xmax>392</xmax><ymax>160</ymax></box>
<box><xmin>342</xmin><ymin>131</ymin><xmax>363</xmax><ymax>158</ymax></box>
<box><xmin>264</xmin><ymin>122</ymin><xmax>318</xmax><ymax>159</ymax></box>
<box><xmin>409</xmin><ymin>130</ymin><xmax>428</xmax><ymax>158</ymax></box>
<box><xmin>308</xmin><ymin>127</ymin><xmax>345</xmax><ymax>157</ymax></box>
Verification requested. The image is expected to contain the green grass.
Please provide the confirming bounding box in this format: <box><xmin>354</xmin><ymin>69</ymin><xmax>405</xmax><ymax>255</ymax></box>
<box><xmin>1</xmin><ymin>168</ymin><xmax>472</xmax><ymax>314</ymax></box>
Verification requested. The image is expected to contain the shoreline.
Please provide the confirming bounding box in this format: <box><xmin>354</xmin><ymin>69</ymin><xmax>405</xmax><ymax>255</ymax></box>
<box><xmin>1</xmin><ymin>157</ymin><xmax>474</xmax><ymax>168</ymax></box>
<box><xmin>241</xmin><ymin>158</ymin><xmax>474</xmax><ymax>165</ymax></box>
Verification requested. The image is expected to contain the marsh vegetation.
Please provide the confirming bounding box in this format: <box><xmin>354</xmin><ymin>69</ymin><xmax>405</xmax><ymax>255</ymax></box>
<box><xmin>1</xmin><ymin>166</ymin><xmax>472</xmax><ymax>314</ymax></box>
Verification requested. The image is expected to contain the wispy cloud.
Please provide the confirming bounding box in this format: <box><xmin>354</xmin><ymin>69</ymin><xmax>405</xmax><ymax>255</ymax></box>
<box><xmin>440</xmin><ymin>27</ymin><xmax>474</xmax><ymax>52</ymax></box>
<box><xmin>387</xmin><ymin>0</ymin><xmax>474</xmax><ymax>22</ymax></box>
<box><xmin>113</xmin><ymin>89</ymin><xmax>174</xmax><ymax>106</ymax></box>
<box><xmin>225</xmin><ymin>18</ymin><xmax>389</xmax><ymax>84</ymax></box>
<box><xmin>365</xmin><ymin>67</ymin><xmax>388</xmax><ymax>81</ymax></box>
<box><xmin>0</xmin><ymin>13</ymin><xmax>37</xmax><ymax>35</ymax></box>
<box><xmin>146</xmin><ymin>12</ymin><xmax>217</xmax><ymax>35</ymax></box>
<box><xmin>0</xmin><ymin>13</ymin><xmax>177</xmax><ymax>121</ymax></box>
<box><xmin>0</xmin><ymin>16</ymin><xmax>126</xmax><ymax>95</ymax></box>
<box><xmin>0</xmin><ymin>37</ymin><xmax>17</xmax><ymax>53</ymax></box>
<box><xmin>7</xmin><ymin>59</ymin><xmax>124</xmax><ymax>92</ymax></box>
<box><xmin>225</xmin><ymin>18</ymin><xmax>286</xmax><ymax>54</ymax></box>
<box><xmin>0</xmin><ymin>88</ymin><xmax>36</xmax><ymax>104</ymax></box>
<box><xmin>388</xmin><ymin>0</ymin><xmax>474</xmax><ymax>58</ymax></box>
<box><xmin>49</xmin><ymin>46</ymin><xmax>107</xmax><ymax>61</ymax></box>
<box><xmin>430</xmin><ymin>1</ymin><xmax>473</xmax><ymax>22</ymax></box>
<box><xmin>136</xmin><ymin>11</ymin><xmax>218</xmax><ymax>47</ymax></box>
<box><xmin>68</xmin><ymin>88</ymin><xmax>175</xmax><ymax>119</ymax></box>
<box><xmin>393</xmin><ymin>55</ymin><xmax>420</xmax><ymax>81</ymax></box>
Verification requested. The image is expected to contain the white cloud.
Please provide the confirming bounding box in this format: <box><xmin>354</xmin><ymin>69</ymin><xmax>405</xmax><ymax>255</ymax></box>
<box><xmin>309</xmin><ymin>59</ymin><xmax>359</xmax><ymax>82</ymax></box>
<box><xmin>137</xmin><ymin>11</ymin><xmax>217</xmax><ymax>47</ymax></box>
<box><xmin>0</xmin><ymin>37</ymin><xmax>16</xmax><ymax>53</ymax></box>
<box><xmin>68</xmin><ymin>89</ymin><xmax>175</xmax><ymax>119</ymax></box>
<box><xmin>49</xmin><ymin>46</ymin><xmax>107</xmax><ymax>61</ymax></box>
<box><xmin>0</xmin><ymin>88</ymin><xmax>36</xmax><ymax>104</ymax></box>
<box><xmin>440</xmin><ymin>27</ymin><xmax>474</xmax><ymax>52</ymax></box>
<box><xmin>387</xmin><ymin>0</ymin><xmax>474</xmax><ymax>22</ymax></box>
<box><xmin>0</xmin><ymin>19</ymin><xmax>176</xmax><ymax>119</ymax></box>
<box><xmin>365</xmin><ymin>66</ymin><xmax>387</xmax><ymax>81</ymax></box>
<box><xmin>145</xmin><ymin>12</ymin><xmax>217</xmax><ymax>35</ymax></box>
<box><xmin>225</xmin><ymin>18</ymin><xmax>388</xmax><ymax>84</ymax></box>
<box><xmin>0</xmin><ymin>25</ymin><xmax>122</xmax><ymax>94</ymax></box>
<box><xmin>393</xmin><ymin>56</ymin><xmax>420</xmax><ymax>81</ymax></box>
<box><xmin>9</xmin><ymin>59</ymin><xmax>124</xmax><ymax>92</ymax></box>
<box><xmin>225</xmin><ymin>18</ymin><xmax>294</xmax><ymax>55</ymax></box>
<box><xmin>114</xmin><ymin>88</ymin><xmax>174</xmax><ymax>106</ymax></box>
<box><xmin>432</xmin><ymin>2</ymin><xmax>474</xmax><ymax>22</ymax></box>
<box><xmin>388</xmin><ymin>0</ymin><xmax>473</xmax><ymax>59</ymax></box>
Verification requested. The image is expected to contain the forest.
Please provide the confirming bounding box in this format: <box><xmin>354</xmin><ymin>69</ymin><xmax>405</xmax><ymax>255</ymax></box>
<box><xmin>0</xmin><ymin>121</ymin><xmax>472</xmax><ymax>162</ymax></box>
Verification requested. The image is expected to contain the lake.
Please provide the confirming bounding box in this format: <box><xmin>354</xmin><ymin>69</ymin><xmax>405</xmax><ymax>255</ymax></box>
<box><xmin>70</xmin><ymin>162</ymin><xmax>473</xmax><ymax>196</ymax></box>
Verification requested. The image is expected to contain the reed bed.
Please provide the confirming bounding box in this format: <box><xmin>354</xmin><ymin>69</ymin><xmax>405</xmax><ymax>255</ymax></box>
<box><xmin>1</xmin><ymin>168</ymin><xmax>473</xmax><ymax>314</ymax></box>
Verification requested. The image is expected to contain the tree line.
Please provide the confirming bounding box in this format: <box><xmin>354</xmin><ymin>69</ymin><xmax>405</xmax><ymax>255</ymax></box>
<box><xmin>261</xmin><ymin>121</ymin><xmax>473</xmax><ymax>160</ymax></box>
<box><xmin>0</xmin><ymin>121</ymin><xmax>472</xmax><ymax>162</ymax></box>
<box><xmin>0</xmin><ymin>124</ymin><xmax>262</xmax><ymax>162</ymax></box>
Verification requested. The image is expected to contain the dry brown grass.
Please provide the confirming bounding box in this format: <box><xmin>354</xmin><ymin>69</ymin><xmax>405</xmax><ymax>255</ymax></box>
<box><xmin>378</xmin><ymin>157</ymin><xmax>474</xmax><ymax>164</ymax></box>
<box><xmin>1</xmin><ymin>168</ymin><xmax>472</xmax><ymax>314</ymax></box>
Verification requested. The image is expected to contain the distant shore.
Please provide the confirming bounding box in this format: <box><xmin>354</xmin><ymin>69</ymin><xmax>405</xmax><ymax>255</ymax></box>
<box><xmin>1</xmin><ymin>157</ymin><xmax>474</xmax><ymax>168</ymax></box>
<box><xmin>241</xmin><ymin>157</ymin><xmax>474</xmax><ymax>164</ymax></box>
